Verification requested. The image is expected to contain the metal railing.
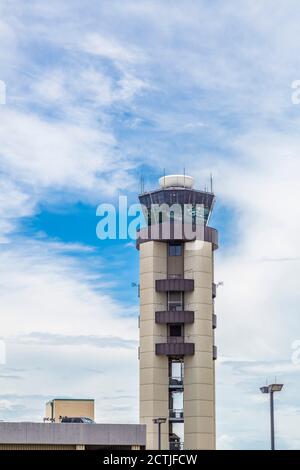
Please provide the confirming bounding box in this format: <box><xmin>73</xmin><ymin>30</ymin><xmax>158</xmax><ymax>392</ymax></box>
<box><xmin>167</xmin><ymin>303</ymin><xmax>183</xmax><ymax>311</ymax></box>
<box><xmin>169</xmin><ymin>409</ymin><xmax>184</xmax><ymax>420</ymax></box>
<box><xmin>169</xmin><ymin>376</ymin><xmax>184</xmax><ymax>387</ymax></box>
<box><xmin>167</xmin><ymin>336</ymin><xmax>184</xmax><ymax>344</ymax></box>
<box><xmin>169</xmin><ymin>441</ymin><xmax>184</xmax><ymax>450</ymax></box>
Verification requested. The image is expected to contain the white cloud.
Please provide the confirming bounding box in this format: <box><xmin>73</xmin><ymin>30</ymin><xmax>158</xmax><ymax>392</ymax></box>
<box><xmin>34</xmin><ymin>71</ymin><xmax>66</xmax><ymax>103</ymax></box>
<box><xmin>210</xmin><ymin>131</ymin><xmax>300</xmax><ymax>360</ymax></box>
<box><xmin>217</xmin><ymin>433</ymin><xmax>237</xmax><ymax>450</ymax></box>
<box><xmin>0</xmin><ymin>104</ymin><xmax>136</xmax><ymax>241</ymax></box>
<box><xmin>0</xmin><ymin>238</ymin><xmax>138</xmax><ymax>422</ymax></box>
<box><xmin>0</xmin><ymin>2</ymin><xmax>149</xmax><ymax>243</ymax></box>
<box><xmin>216</xmin><ymin>358</ymin><xmax>300</xmax><ymax>449</ymax></box>
<box><xmin>81</xmin><ymin>33</ymin><xmax>140</xmax><ymax>64</ymax></box>
<box><xmin>0</xmin><ymin>179</ymin><xmax>36</xmax><ymax>242</ymax></box>
<box><xmin>0</xmin><ymin>240</ymin><xmax>137</xmax><ymax>338</ymax></box>
<box><xmin>0</xmin><ymin>108</ymin><xmax>114</xmax><ymax>189</ymax></box>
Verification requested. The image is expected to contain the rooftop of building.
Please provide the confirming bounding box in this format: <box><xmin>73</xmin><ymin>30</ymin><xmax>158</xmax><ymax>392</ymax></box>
<box><xmin>0</xmin><ymin>422</ymin><xmax>146</xmax><ymax>447</ymax></box>
<box><xmin>46</xmin><ymin>398</ymin><xmax>94</xmax><ymax>404</ymax></box>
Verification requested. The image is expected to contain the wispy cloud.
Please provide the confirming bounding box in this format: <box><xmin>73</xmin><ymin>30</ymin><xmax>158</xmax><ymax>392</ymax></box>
<box><xmin>10</xmin><ymin>332</ymin><xmax>137</xmax><ymax>349</ymax></box>
<box><xmin>81</xmin><ymin>33</ymin><xmax>142</xmax><ymax>64</ymax></box>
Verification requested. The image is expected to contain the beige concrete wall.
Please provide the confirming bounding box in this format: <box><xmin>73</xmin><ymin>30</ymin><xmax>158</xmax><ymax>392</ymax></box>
<box><xmin>45</xmin><ymin>400</ymin><xmax>94</xmax><ymax>422</ymax></box>
<box><xmin>184</xmin><ymin>240</ymin><xmax>215</xmax><ymax>450</ymax></box>
<box><xmin>139</xmin><ymin>241</ymin><xmax>169</xmax><ymax>450</ymax></box>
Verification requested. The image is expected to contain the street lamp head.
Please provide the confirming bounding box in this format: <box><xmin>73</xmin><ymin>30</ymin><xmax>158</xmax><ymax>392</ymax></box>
<box><xmin>269</xmin><ymin>383</ymin><xmax>283</xmax><ymax>393</ymax></box>
<box><xmin>260</xmin><ymin>384</ymin><xmax>284</xmax><ymax>394</ymax></box>
<box><xmin>153</xmin><ymin>417</ymin><xmax>167</xmax><ymax>424</ymax></box>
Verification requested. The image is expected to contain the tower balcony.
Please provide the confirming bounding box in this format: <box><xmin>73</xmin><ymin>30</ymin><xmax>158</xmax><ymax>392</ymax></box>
<box><xmin>155</xmin><ymin>278</ymin><xmax>194</xmax><ymax>292</ymax></box>
<box><xmin>167</xmin><ymin>336</ymin><xmax>184</xmax><ymax>344</ymax></box>
<box><xmin>155</xmin><ymin>310</ymin><xmax>194</xmax><ymax>324</ymax></box>
<box><xmin>155</xmin><ymin>342</ymin><xmax>194</xmax><ymax>356</ymax></box>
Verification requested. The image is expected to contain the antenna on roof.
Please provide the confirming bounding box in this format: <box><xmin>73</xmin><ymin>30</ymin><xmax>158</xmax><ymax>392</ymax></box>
<box><xmin>210</xmin><ymin>173</ymin><xmax>213</xmax><ymax>193</ymax></box>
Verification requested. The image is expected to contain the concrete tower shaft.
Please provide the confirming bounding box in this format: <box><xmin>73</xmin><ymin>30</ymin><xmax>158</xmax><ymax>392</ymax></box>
<box><xmin>137</xmin><ymin>175</ymin><xmax>218</xmax><ymax>450</ymax></box>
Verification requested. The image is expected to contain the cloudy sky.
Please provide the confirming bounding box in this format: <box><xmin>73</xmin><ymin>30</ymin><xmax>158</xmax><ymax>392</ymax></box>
<box><xmin>0</xmin><ymin>0</ymin><xmax>300</xmax><ymax>449</ymax></box>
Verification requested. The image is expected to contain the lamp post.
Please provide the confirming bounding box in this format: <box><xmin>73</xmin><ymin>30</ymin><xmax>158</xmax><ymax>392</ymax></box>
<box><xmin>260</xmin><ymin>383</ymin><xmax>283</xmax><ymax>450</ymax></box>
<box><xmin>153</xmin><ymin>417</ymin><xmax>167</xmax><ymax>450</ymax></box>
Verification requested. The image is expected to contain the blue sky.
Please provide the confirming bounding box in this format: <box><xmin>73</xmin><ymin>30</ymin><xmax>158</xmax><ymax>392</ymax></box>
<box><xmin>0</xmin><ymin>0</ymin><xmax>300</xmax><ymax>449</ymax></box>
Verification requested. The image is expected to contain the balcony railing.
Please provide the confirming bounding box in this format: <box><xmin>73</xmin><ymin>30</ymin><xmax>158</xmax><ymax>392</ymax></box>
<box><xmin>155</xmin><ymin>342</ymin><xmax>194</xmax><ymax>356</ymax></box>
<box><xmin>169</xmin><ymin>409</ymin><xmax>184</xmax><ymax>420</ymax></box>
<box><xmin>169</xmin><ymin>441</ymin><xmax>183</xmax><ymax>450</ymax></box>
<box><xmin>155</xmin><ymin>310</ymin><xmax>194</xmax><ymax>324</ymax></box>
<box><xmin>168</xmin><ymin>302</ymin><xmax>183</xmax><ymax>311</ymax></box>
<box><xmin>156</xmin><ymin>278</ymin><xmax>194</xmax><ymax>292</ymax></box>
<box><xmin>167</xmin><ymin>336</ymin><xmax>184</xmax><ymax>344</ymax></box>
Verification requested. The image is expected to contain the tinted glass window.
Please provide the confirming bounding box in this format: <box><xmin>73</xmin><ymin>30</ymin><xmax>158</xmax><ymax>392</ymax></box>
<box><xmin>169</xmin><ymin>324</ymin><xmax>182</xmax><ymax>337</ymax></box>
<box><xmin>82</xmin><ymin>418</ymin><xmax>94</xmax><ymax>423</ymax></box>
<box><xmin>169</xmin><ymin>244</ymin><xmax>182</xmax><ymax>256</ymax></box>
<box><xmin>168</xmin><ymin>292</ymin><xmax>181</xmax><ymax>301</ymax></box>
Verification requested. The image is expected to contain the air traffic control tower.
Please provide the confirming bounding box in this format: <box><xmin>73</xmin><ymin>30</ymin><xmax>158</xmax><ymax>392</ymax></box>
<box><xmin>137</xmin><ymin>174</ymin><xmax>218</xmax><ymax>450</ymax></box>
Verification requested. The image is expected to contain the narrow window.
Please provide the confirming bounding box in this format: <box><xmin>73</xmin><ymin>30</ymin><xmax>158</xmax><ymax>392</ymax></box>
<box><xmin>169</xmin><ymin>243</ymin><xmax>182</xmax><ymax>256</ymax></box>
<box><xmin>169</xmin><ymin>324</ymin><xmax>182</xmax><ymax>337</ymax></box>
